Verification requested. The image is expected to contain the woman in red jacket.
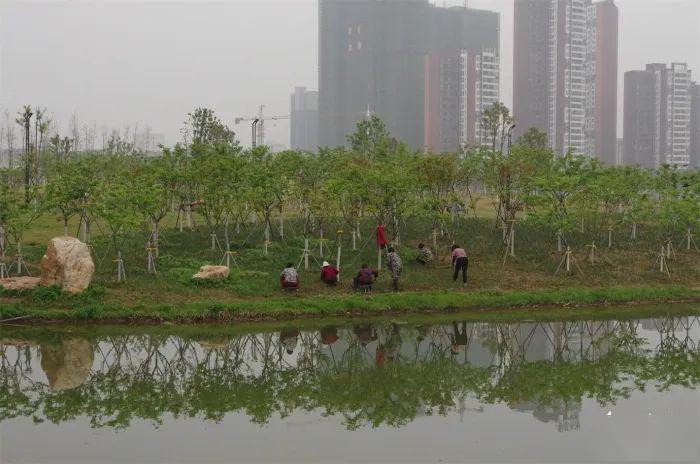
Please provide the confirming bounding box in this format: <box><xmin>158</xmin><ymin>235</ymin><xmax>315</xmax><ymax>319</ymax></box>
<box><xmin>320</xmin><ymin>261</ymin><xmax>339</xmax><ymax>285</ymax></box>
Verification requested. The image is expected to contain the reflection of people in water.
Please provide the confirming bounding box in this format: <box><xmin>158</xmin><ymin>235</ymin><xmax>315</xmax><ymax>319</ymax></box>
<box><xmin>320</xmin><ymin>326</ymin><xmax>339</xmax><ymax>346</ymax></box>
<box><xmin>376</xmin><ymin>323</ymin><xmax>402</xmax><ymax>366</ymax></box>
<box><xmin>40</xmin><ymin>338</ymin><xmax>94</xmax><ymax>391</ymax></box>
<box><xmin>280</xmin><ymin>329</ymin><xmax>300</xmax><ymax>354</ymax></box>
<box><xmin>354</xmin><ymin>324</ymin><xmax>378</xmax><ymax>346</ymax></box>
<box><xmin>451</xmin><ymin>321</ymin><xmax>469</xmax><ymax>355</ymax></box>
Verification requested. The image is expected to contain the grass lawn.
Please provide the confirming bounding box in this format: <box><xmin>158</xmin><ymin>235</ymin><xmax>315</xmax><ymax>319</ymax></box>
<box><xmin>1</xmin><ymin>210</ymin><xmax>699</xmax><ymax>323</ymax></box>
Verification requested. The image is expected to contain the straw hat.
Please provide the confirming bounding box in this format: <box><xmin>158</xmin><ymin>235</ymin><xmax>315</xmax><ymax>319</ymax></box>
<box><xmin>322</xmin><ymin>261</ymin><xmax>330</xmax><ymax>267</ymax></box>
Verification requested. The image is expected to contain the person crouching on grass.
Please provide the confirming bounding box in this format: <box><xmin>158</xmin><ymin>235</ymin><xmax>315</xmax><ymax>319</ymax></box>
<box><xmin>280</xmin><ymin>263</ymin><xmax>299</xmax><ymax>291</ymax></box>
<box><xmin>451</xmin><ymin>244</ymin><xmax>468</xmax><ymax>285</ymax></box>
<box><xmin>320</xmin><ymin>261</ymin><xmax>339</xmax><ymax>285</ymax></box>
<box><xmin>353</xmin><ymin>263</ymin><xmax>378</xmax><ymax>292</ymax></box>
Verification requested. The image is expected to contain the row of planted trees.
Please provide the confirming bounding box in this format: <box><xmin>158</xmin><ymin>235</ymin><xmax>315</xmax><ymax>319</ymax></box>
<box><xmin>0</xmin><ymin>105</ymin><xmax>698</xmax><ymax>280</ymax></box>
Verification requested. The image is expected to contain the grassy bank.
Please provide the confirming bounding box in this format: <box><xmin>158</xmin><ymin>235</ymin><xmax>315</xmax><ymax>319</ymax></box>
<box><xmin>2</xmin><ymin>285</ymin><xmax>699</xmax><ymax>324</ymax></box>
<box><xmin>2</xmin><ymin>213</ymin><xmax>699</xmax><ymax>325</ymax></box>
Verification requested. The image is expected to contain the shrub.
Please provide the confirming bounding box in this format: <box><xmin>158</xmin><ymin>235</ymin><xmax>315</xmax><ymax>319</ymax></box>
<box><xmin>73</xmin><ymin>305</ymin><xmax>104</xmax><ymax>320</ymax></box>
<box><xmin>33</xmin><ymin>285</ymin><xmax>62</xmax><ymax>303</ymax></box>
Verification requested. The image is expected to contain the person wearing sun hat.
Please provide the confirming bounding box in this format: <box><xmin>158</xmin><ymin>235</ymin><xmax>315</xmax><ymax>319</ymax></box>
<box><xmin>320</xmin><ymin>260</ymin><xmax>339</xmax><ymax>285</ymax></box>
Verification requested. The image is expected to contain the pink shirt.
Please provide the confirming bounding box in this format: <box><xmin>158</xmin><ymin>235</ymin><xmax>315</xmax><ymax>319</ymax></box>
<box><xmin>451</xmin><ymin>248</ymin><xmax>467</xmax><ymax>259</ymax></box>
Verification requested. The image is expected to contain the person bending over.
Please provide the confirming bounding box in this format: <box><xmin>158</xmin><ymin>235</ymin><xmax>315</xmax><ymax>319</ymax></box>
<box><xmin>451</xmin><ymin>245</ymin><xmax>468</xmax><ymax>284</ymax></box>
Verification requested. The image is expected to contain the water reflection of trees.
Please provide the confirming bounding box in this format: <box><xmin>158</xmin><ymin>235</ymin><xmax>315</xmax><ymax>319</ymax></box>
<box><xmin>1</xmin><ymin>316</ymin><xmax>698</xmax><ymax>431</ymax></box>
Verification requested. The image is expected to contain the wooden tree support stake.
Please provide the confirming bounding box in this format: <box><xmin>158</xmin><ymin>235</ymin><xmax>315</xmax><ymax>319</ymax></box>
<box><xmin>607</xmin><ymin>227</ymin><xmax>613</xmax><ymax>248</ymax></box>
<box><xmin>557</xmin><ymin>230</ymin><xmax>562</xmax><ymax>253</ymax></box>
<box><xmin>654</xmin><ymin>246</ymin><xmax>671</xmax><ymax>278</ymax></box>
<box><xmin>146</xmin><ymin>245</ymin><xmax>157</xmax><ymax>275</ymax></box>
<box><xmin>664</xmin><ymin>238</ymin><xmax>676</xmax><ymax>260</ymax></box>
<box><xmin>9</xmin><ymin>243</ymin><xmax>30</xmax><ymax>277</ymax></box>
<box><xmin>686</xmin><ymin>229</ymin><xmax>698</xmax><ymax>252</ymax></box>
<box><xmin>264</xmin><ymin>224</ymin><xmax>271</xmax><ymax>257</ymax></box>
<box><xmin>151</xmin><ymin>227</ymin><xmax>160</xmax><ymax>256</ymax></box>
<box><xmin>502</xmin><ymin>221</ymin><xmax>516</xmax><ymax>265</ymax></box>
<box><xmin>509</xmin><ymin>222</ymin><xmax>515</xmax><ymax>257</ymax></box>
<box><xmin>220</xmin><ymin>246</ymin><xmax>239</xmax><ymax>270</ymax></box>
<box><xmin>336</xmin><ymin>244</ymin><xmax>342</xmax><ymax>282</ymax></box>
<box><xmin>114</xmin><ymin>251</ymin><xmax>126</xmax><ymax>283</ymax></box>
<box><xmin>556</xmin><ymin>246</ymin><xmax>584</xmax><ymax>275</ymax></box>
<box><xmin>297</xmin><ymin>238</ymin><xmax>310</xmax><ymax>271</ymax></box>
<box><xmin>586</xmin><ymin>241</ymin><xmax>597</xmax><ymax>264</ymax></box>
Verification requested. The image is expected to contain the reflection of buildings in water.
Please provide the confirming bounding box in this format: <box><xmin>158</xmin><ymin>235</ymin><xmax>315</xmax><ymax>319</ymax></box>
<box><xmin>507</xmin><ymin>321</ymin><xmax>617</xmax><ymax>364</ymax></box>
<box><xmin>0</xmin><ymin>315</ymin><xmax>697</xmax><ymax>432</ymax></box>
<box><xmin>513</xmin><ymin>398</ymin><xmax>582</xmax><ymax>432</ymax></box>
<box><xmin>40</xmin><ymin>338</ymin><xmax>94</xmax><ymax>391</ymax></box>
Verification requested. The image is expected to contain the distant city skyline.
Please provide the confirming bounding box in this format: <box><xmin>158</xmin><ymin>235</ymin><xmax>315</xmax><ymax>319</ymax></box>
<box><xmin>0</xmin><ymin>0</ymin><xmax>698</xmax><ymax>149</ymax></box>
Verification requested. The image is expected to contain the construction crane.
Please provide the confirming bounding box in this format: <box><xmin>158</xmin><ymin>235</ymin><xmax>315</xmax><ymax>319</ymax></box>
<box><xmin>235</xmin><ymin>105</ymin><xmax>290</xmax><ymax>148</ymax></box>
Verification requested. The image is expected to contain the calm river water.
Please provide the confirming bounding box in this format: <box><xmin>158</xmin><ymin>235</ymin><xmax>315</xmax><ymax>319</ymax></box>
<box><xmin>1</xmin><ymin>311</ymin><xmax>699</xmax><ymax>463</ymax></box>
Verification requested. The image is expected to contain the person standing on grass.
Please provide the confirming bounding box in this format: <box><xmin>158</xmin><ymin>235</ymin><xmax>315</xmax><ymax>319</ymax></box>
<box><xmin>320</xmin><ymin>261</ymin><xmax>339</xmax><ymax>285</ymax></box>
<box><xmin>280</xmin><ymin>263</ymin><xmax>299</xmax><ymax>291</ymax></box>
<box><xmin>451</xmin><ymin>244</ymin><xmax>468</xmax><ymax>284</ymax></box>
<box><xmin>387</xmin><ymin>247</ymin><xmax>403</xmax><ymax>291</ymax></box>
<box><xmin>416</xmin><ymin>243</ymin><xmax>434</xmax><ymax>265</ymax></box>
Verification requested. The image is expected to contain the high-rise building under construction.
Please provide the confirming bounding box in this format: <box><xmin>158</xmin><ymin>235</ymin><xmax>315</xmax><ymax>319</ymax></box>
<box><xmin>318</xmin><ymin>0</ymin><xmax>500</xmax><ymax>152</ymax></box>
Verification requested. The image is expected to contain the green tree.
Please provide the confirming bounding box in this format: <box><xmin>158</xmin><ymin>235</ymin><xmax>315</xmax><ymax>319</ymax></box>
<box><xmin>481</xmin><ymin>102</ymin><xmax>514</xmax><ymax>154</ymax></box>
<box><xmin>347</xmin><ymin>115</ymin><xmax>392</xmax><ymax>158</ymax></box>
<box><xmin>517</xmin><ymin>127</ymin><xmax>548</xmax><ymax>150</ymax></box>
<box><xmin>190</xmin><ymin>145</ymin><xmax>245</xmax><ymax>246</ymax></box>
<box><xmin>91</xmin><ymin>156</ymin><xmax>142</xmax><ymax>278</ymax></box>
<box><xmin>184</xmin><ymin>108</ymin><xmax>237</xmax><ymax>155</ymax></box>
<box><xmin>0</xmin><ymin>182</ymin><xmax>42</xmax><ymax>269</ymax></box>
<box><xmin>45</xmin><ymin>159</ymin><xmax>96</xmax><ymax>236</ymax></box>
<box><xmin>48</xmin><ymin>135</ymin><xmax>73</xmax><ymax>163</ymax></box>
<box><xmin>526</xmin><ymin>151</ymin><xmax>593</xmax><ymax>245</ymax></box>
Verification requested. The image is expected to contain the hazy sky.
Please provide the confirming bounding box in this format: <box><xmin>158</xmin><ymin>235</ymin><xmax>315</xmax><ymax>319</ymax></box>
<box><xmin>1</xmin><ymin>0</ymin><xmax>698</xmax><ymax>148</ymax></box>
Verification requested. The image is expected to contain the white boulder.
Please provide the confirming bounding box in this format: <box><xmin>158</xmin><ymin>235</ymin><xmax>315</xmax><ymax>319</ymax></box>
<box><xmin>40</xmin><ymin>236</ymin><xmax>95</xmax><ymax>294</ymax></box>
<box><xmin>192</xmin><ymin>265</ymin><xmax>230</xmax><ymax>281</ymax></box>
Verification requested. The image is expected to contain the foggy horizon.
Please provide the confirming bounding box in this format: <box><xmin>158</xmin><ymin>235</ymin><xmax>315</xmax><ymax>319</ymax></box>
<box><xmin>1</xmin><ymin>0</ymin><xmax>698</xmax><ymax>149</ymax></box>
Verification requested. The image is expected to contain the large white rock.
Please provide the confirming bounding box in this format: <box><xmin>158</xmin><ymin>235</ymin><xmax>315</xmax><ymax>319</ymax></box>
<box><xmin>40</xmin><ymin>236</ymin><xmax>95</xmax><ymax>294</ymax></box>
<box><xmin>0</xmin><ymin>276</ymin><xmax>41</xmax><ymax>292</ymax></box>
<box><xmin>192</xmin><ymin>265</ymin><xmax>230</xmax><ymax>281</ymax></box>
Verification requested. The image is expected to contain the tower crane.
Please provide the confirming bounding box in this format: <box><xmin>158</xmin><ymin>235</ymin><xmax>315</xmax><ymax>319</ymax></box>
<box><xmin>235</xmin><ymin>105</ymin><xmax>290</xmax><ymax>148</ymax></box>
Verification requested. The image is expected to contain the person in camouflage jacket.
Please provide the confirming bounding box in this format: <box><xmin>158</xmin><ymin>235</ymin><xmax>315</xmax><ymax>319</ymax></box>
<box><xmin>386</xmin><ymin>247</ymin><xmax>402</xmax><ymax>291</ymax></box>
